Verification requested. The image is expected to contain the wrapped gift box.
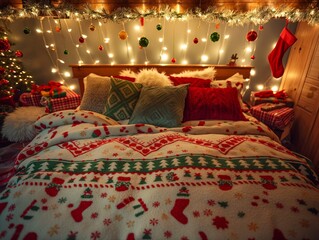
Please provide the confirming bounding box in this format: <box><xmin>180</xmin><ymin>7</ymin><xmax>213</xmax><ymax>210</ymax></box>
<box><xmin>42</xmin><ymin>87</ymin><xmax>81</xmax><ymax>113</ymax></box>
<box><xmin>250</xmin><ymin>103</ymin><xmax>294</xmax><ymax>130</ymax></box>
<box><xmin>250</xmin><ymin>91</ymin><xmax>294</xmax><ymax>107</ymax></box>
<box><xmin>19</xmin><ymin>93</ymin><xmax>42</xmax><ymax>106</ymax></box>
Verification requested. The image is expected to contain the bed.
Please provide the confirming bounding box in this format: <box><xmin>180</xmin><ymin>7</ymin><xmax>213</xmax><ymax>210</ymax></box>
<box><xmin>0</xmin><ymin>64</ymin><xmax>318</xmax><ymax>240</ymax></box>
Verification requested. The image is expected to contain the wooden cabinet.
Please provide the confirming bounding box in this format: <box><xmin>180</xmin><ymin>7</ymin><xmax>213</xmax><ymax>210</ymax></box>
<box><xmin>281</xmin><ymin>22</ymin><xmax>319</xmax><ymax>172</ymax></box>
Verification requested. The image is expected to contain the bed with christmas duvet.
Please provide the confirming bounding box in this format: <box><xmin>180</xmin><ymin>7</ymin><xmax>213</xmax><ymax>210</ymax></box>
<box><xmin>0</xmin><ymin>108</ymin><xmax>319</xmax><ymax>240</ymax></box>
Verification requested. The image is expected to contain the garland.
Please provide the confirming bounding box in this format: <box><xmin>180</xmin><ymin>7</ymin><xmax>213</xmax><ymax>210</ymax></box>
<box><xmin>0</xmin><ymin>2</ymin><xmax>318</xmax><ymax>25</ymax></box>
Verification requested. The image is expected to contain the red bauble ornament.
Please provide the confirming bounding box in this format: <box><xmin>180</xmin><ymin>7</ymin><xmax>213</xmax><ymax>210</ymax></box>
<box><xmin>250</xmin><ymin>55</ymin><xmax>255</xmax><ymax>60</ymax></box>
<box><xmin>79</xmin><ymin>36</ymin><xmax>85</xmax><ymax>43</ymax></box>
<box><xmin>171</xmin><ymin>58</ymin><xmax>176</xmax><ymax>63</ymax></box>
<box><xmin>55</xmin><ymin>26</ymin><xmax>61</xmax><ymax>32</ymax></box>
<box><xmin>15</xmin><ymin>50</ymin><xmax>23</xmax><ymax>58</ymax></box>
<box><xmin>0</xmin><ymin>67</ymin><xmax>5</xmax><ymax>75</ymax></box>
<box><xmin>98</xmin><ymin>45</ymin><xmax>103</xmax><ymax>51</ymax></box>
<box><xmin>193</xmin><ymin>38</ymin><xmax>199</xmax><ymax>44</ymax></box>
<box><xmin>140</xmin><ymin>17</ymin><xmax>144</xmax><ymax>26</ymax></box>
<box><xmin>215</xmin><ymin>23</ymin><xmax>220</xmax><ymax>29</ymax></box>
<box><xmin>246</xmin><ymin>30</ymin><xmax>258</xmax><ymax>42</ymax></box>
<box><xmin>259</xmin><ymin>25</ymin><xmax>264</xmax><ymax>31</ymax></box>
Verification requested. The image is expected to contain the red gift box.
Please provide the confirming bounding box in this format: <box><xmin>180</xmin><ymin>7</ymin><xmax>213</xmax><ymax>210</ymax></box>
<box><xmin>250</xmin><ymin>103</ymin><xmax>294</xmax><ymax>130</ymax></box>
<box><xmin>19</xmin><ymin>93</ymin><xmax>42</xmax><ymax>106</ymax></box>
<box><xmin>250</xmin><ymin>91</ymin><xmax>294</xmax><ymax>107</ymax></box>
<box><xmin>42</xmin><ymin>87</ymin><xmax>81</xmax><ymax>113</ymax></box>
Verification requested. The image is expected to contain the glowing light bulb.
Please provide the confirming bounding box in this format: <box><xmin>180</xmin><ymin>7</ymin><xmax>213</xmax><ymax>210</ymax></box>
<box><xmin>130</xmin><ymin>59</ymin><xmax>135</xmax><ymax>64</ymax></box>
<box><xmin>69</xmin><ymin>85</ymin><xmax>76</xmax><ymax>90</ymax></box>
<box><xmin>201</xmin><ymin>55</ymin><xmax>208</xmax><ymax>62</ymax></box>
<box><xmin>161</xmin><ymin>53</ymin><xmax>168</xmax><ymax>61</ymax></box>
<box><xmin>219</xmin><ymin>49</ymin><xmax>224</xmax><ymax>54</ymax></box>
<box><xmin>82</xmin><ymin>34</ymin><xmax>88</xmax><ymax>39</ymax></box>
<box><xmin>250</xmin><ymin>69</ymin><xmax>256</xmax><ymax>76</ymax></box>
<box><xmin>68</xmin><ymin>29</ymin><xmax>72</xmax><ymax>32</ymax></box>
<box><xmin>271</xmin><ymin>85</ymin><xmax>279</xmax><ymax>92</ymax></box>
<box><xmin>187</xmin><ymin>29</ymin><xmax>191</xmax><ymax>33</ymax></box>
<box><xmin>182</xmin><ymin>60</ymin><xmax>188</xmax><ymax>65</ymax></box>
<box><xmin>180</xmin><ymin>44</ymin><xmax>187</xmax><ymax>50</ymax></box>
<box><xmin>224</xmin><ymin>35</ymin><xmax>230</xmax><ymax>39</ymax></box>
<box><xmin>104</xmin><ymin>38</ymin><xmax>110</xmax><ymax>43</ymax></box>
<box><xmin>201</xmin><ymin>38</ymin><xmax>207</xmax><ymax>42</ymax></box>
<box><xmin>245</xmin><ymin>47</ymin><xmax>252</xmax><ymax>53</ymax></box>
<box><xmin>257</xmin><ymin>84</ymin><xmax>264</xmax><ymax>90</ymax></box>
<box><xmin>58</xmin><ymin>59</ymin><xmax>65</xmax><ymax>64</ymax></box>
<box><xmin>64</xmin><ymin>71</ymin><xmax>71</xmax><ymax>77</ymax></box>
<box><xmin>134</xmin><ymin>25</ymin><xmax>141</xmax><ymax>31</ymax></box>
<box><xmin>86</xmin><ymin>50</ymin><xmax>91</xmax><ymax>54</ymax></box>
<box><xmin>95</xmin><ymin>60</ymin><xmax>100</xmax><ymax>64</ymax></box>
<box><xmin>51</xmin><ymin>68</ymin><xmax>57</xmax><ymax>73</ymax></box>
<box><xmin>159</xmin><ymin>38</ymin><xmax>163</xmax><ymax>43</ymax></box>
<box><xmin>46</xmin><ymin>30</ymin><xmax>52</xmax><ymax>33</ymax></box>
<box><xmin>162</xmin><ymin>46</ymin><xmax>167</xmax><ymax>51</ymax></box>
<box><xmin>241</xmin><ymin>59</ymin><xmax>246</xmax><ymax>63</ymax></box>
<box><xmin>108</xmin><ymin>53</ymin><xmax>114</xmax><ymax>58</ymax></box>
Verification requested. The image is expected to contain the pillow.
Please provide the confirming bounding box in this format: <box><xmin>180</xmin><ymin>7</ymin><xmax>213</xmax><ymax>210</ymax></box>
<box><xmin>112</xmin><ymin>75</ymin><xmax>135</xmax><ymax>82</ymax></box>
<box><xmin>119</xmin><ymin>69</ymin><xmax>138</xmax><ymax>79</ymax></box>
<box><xmin>135</xmin><ymin>68</ymin><xmax>172</xmax><ymax>87</ymax></box>
<box><xmin>79</xmin><ymin>73</ymin><xmax>111</xmax><ymax>114</ymax></box>
<box><xmin>129</xmin><ymin>84</ymin><xmax>189</xmax><ymax>127</ymax></box>
<box><xmin>211</xmin><ymin>73</ymin><xmax>245</xmax><ymax>94</ymax></box>
<box><xmin>104</xmin><ymin>77</ymin><xmax>143</xmax><ymax>121</ymax></box>
<box><xmin>2</xmin><ymin>106</ymin><xmax>46</xmax><ymax>142</ymax></box>
<box><xmin>170</xmin><ymin>67</ymin><xmax>216</xmax><ymax>80</ymax></box>
<box><xmin>183</xmin><ymin>87</ymin><xmax>247</xmax><ymax>122</ymax></box>
<box><xmin>169</xmin><ymin>76</ymin><xmax>211</xmax><ymax>88</ymax></box>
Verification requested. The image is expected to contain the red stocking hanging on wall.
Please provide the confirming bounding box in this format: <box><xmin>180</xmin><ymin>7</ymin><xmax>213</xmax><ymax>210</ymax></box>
<box><xmin>268</xmin><ymin>23</ymin><xmax>297</xmax><ymax>78</ymax></box>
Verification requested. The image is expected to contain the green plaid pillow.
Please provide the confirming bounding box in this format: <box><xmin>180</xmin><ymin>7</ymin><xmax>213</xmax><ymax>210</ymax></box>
<box><xmin>104</xmin><ymin>77</ymin><xmax>143</xmax><ymax>121</ymax></box>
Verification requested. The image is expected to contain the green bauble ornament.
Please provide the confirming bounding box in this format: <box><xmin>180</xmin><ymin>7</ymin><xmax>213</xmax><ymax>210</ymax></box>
<box><xmin>139</xmin><ymin>37</ymin><xmax>149</xmax><ymax>47</ymax></box>
<box><xmin>23</xmin><ymin>27</ymin><xmax>31</xmax><ymax>34</ymax></box>
<box><xmin>64</xmin><ymin>50</ymin><xmax>69</xmax><ymax>55</ymax></box>
<box><xmin>156</xmin><ymin>24</ymin><xmax>162</xmax><ymax>31</ymax></box>
<box><xmin>210</xmin><ymin>32</ymin><xmax>220</xmax><ymax>42</ymax></box>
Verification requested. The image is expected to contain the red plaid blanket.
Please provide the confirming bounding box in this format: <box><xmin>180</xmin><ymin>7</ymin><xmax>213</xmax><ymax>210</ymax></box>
<box><xmin>250</xmin><ymin>104</ymin><xmax>294</xmax><ymax>130</ymax></box>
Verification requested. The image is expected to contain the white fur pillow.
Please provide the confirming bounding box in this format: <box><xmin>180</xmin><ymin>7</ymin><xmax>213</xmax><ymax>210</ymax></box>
<box><xmin>119</xmin><ymin>69</ymin><xmax>138</xmax><ymax>79</ymax></box>
<box><xmin>171</xmin><ymin>67</ymin><xmax>216</xmax><ymax>80</ymax></box>
<box><xmin>135</xmin><ymin>68</ymin><xmax>172</xmax><ymax>87</ymax></box>
<box><xmin>1</xmin><ymin>106</ymin><xmax>46</xmax><ymax>142</ymax></box>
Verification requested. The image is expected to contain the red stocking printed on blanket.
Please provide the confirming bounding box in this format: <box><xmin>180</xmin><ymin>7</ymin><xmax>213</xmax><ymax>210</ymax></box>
<box><xmin>170</xmin><ymin>187</ymin><xmax>190</xmax><ymax>224</ymax></box>
<box><xmin>268</xmin><ymin>25</ymin><xmax>297</xmax><ymax>78</ymax></box>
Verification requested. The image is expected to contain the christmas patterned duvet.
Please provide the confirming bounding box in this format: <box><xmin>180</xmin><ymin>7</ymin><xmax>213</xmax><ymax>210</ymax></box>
<box><xmin>0</xmin><ymin>110</ymin><xmax>318</xmax><ymax>240</ymax></box>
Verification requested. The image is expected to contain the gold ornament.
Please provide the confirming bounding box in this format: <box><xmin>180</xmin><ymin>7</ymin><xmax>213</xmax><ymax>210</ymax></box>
<box><xmin>118</xmin><ymin>30</ymin><xmax>128</xmax><ymax>40</ymax></box>
<box><xmin>89</xmin><ymin>24</ymin><xmax>95</xmax><ymax>31</ymax></box>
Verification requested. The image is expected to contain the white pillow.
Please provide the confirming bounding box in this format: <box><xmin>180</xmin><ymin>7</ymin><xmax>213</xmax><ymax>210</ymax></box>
<box><xmin>135</xmin><ymin>68</ymin><xmax>172</xmax><ymax>87</ymax></box>
<box><xmin>119</xmin><ymin>69</ymin><xmax>137</xmax><ymax>78</ymax></box>
<box><xmin>1</xmin><ymin>106</ymin><xmax>46</xmax><ymax>142</ymax></box>
<box><xmin>171</xmin><ymin>67</ymin><xmax>216</xmax><ymax>80</ymax></box>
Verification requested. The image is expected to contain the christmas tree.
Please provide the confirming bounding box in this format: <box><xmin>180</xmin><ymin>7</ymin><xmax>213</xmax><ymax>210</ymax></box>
<box><xmin>0</xmin><ymin>25</ymin><xmax>33</xmax><ymax>104</ymax></box>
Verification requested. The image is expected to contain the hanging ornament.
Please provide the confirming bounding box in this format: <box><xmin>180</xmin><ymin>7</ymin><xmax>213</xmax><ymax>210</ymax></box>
<box><xmin>55</xmin><ymin>26</ymin><xmax>61</xmax><ymax>32</ymax></box>
<box><xmin>0</xmin><ymin>67</ymin><xmax>5</xmax><ymax>75</ymax></box>
<box><xmin>193</xmin><ymin>37</ymin><xmax>199</xmax><ymax>44</ymax></box>
<box><xmin>63</xmin><ymin>50</ymin><xmax>69</xmax><ymax>55</ymax></box>
<box><xmin>118</xmin><ymin>30</ymin><xmax>128</xmax><ymax>40</ymax></box>
<box><xmin>246</xmin><ymin>30</ymin><xmax>258</xmax><ymax>42</ymax></box>
<box><xmin>98</xmin><ymin>45</ymin><xmax>103</xmax><ymax>51</ymax></box>
<box><xmin>139</xmin><ymin>46</ymin><xmax>143</xmax><ymax>49</ymax></box>
<box><xmin>156</xmin><ymin>24</ymin><xmax>162</xmax><ymax>31</ymax></box>
<box><xmin>89</xmin><ymin>23</ymin><xmax>95</xmax><ymax>31</ymax></box>
<box><xmin>23</xmin><ymin>27</ymin><xmax>31</xmax><ymax>34</ymax></box>
<box><xmin>140</xmin><ymin>17</ymin><xmax>145</xmax><ymax>27</ymax></box>
<box><xmin>15</xmin><ymin>50</ymin><xmax>23</xmax><ymax>58</ymax></box>
<box><xmin>215</xmin><ymin>23</ymin><xmax>220</xmax><ymax>29</ymax></box>
<box><xmin>79</xmin><ymin>36</ymin><xmax>85</xmax><ymax>43</ymax></box>
<box><xmin>210</xmin><ymin>32</ymin><xmax>220</xmax><ymax>42</ymax></box>
<box><xmin>0</xmin><ymin>39</ymin><xmax>10</xmax><ymax>51</ymax></box>
<box><xmin>139</xmin><ymin>37</ymin><xmax>149</xmax><ymax>47</ymax></box>
<box><xmin>171</xmin><ymin>58</ymin><xmax>176</xmax><ymax>63</ymax></box>
<box><xmin>250</xmin><ymin>55</ymin><xmax>255</xmax><ymax>60</ymax></box>
<box><xmin>259</xmin><ymin>25</ymin><xmax>264</xmax><ymax>31</ymax></box>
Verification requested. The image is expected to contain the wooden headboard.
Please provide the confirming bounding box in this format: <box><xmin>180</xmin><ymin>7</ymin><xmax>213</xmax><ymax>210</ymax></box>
<box><xmin>70</xmin><ymin>64</ymin><xmax>253</xmax><ymax>95</ymax></box>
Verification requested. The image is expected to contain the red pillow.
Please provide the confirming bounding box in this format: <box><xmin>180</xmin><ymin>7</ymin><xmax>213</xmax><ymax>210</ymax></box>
<box><xmin>169</xmin><ymin>76</ymin><xmax>211</xmax><ymax>88</ymax></box>
<box><xmin>113</xmin><ymin>75</ymin><xmax>135</xmax><ymax>82</ymax></box>
<box><xmin>183</xmin><ymin>87</ymin><xmax>247</xmax><ymax>122</ymax></box>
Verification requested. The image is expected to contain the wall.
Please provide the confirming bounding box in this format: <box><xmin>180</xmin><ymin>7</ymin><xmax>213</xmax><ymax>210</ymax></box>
<box><xmin>5</xmin><ymin>17</ymin><xmax>296</xmax><ymax>99</ymax></box>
